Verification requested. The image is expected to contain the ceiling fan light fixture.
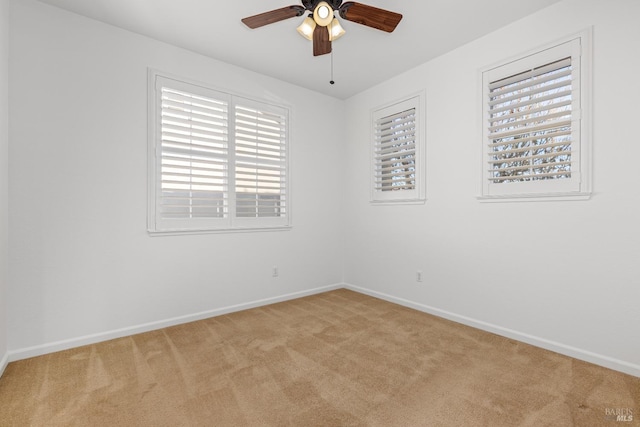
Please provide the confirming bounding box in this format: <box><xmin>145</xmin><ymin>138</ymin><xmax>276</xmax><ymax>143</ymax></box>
<box><xmin>328</xmin><ymin>18</ymin><xmax>345</xmax><ymax>41</ymax></box>
<box><xmin>296</xmin><ymin>15</ymin><xmax>316</xmax><ymax>40</ymax></box>
<box><xmin>242</xmin><ymin>1</ymin><xmax>403</xmax><ymax>57</ymax></box>
<box><xmin>313</xmin><ymin>1</ymin><xmax>334</xmax><ymax>27</ymax></box>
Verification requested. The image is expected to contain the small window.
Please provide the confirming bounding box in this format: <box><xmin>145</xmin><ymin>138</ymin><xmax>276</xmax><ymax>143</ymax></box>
<box><xmin>480</xmin><ymin>32</ymin><xmax>591</xmax><ymax>201</ymax></box>
<box><xmin>148</xmin><ymin>71</ymin><xmax>289</xmax><ymax>233</ymax></box>
<box><xmin>371</xmin><ymin>94</ymin><xmax>425</xmax><ymax>204</ymax></box>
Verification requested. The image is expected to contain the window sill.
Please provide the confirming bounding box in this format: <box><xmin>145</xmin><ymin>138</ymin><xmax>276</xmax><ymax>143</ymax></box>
<box><xmin>477</xmin><ymin>192</ymin><xmax>591</xmax><ymax>203</ymax></box>
<box><xmin>370</xmin><ymin>198</ymin><xmax>427</xmax><ymax>206</ymax></box>
<box><xmin>148</xmin><ymin>225</ymin><xmax>292</xmax><ymax>236</ymax></box>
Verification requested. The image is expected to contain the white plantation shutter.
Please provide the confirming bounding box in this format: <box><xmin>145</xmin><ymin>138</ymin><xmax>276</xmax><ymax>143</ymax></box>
<box><xmin>487</xmin><ymin>57</ymin><xmax>573</xmax><ymax>183</ymax></box>
<box><xmin>371</xmin><ymin>95</ymin><xmax>424</xmax><ymax>203</ymax></box>
<box><xmin>481</xmin><ymin>36</ymin><xmax>590</xmax><ymax>199</ymax></box>
<box><xmin>155</xmin><ymin>77</ymin><xmax>230</xmax><ymax>230</ymax></box>
<box><xmin>149</xmin><ymin>71</ymin><xmax>290</xmax><ymax>232</ymax></box>
<box><xmin>234</xmin><ymin>100</ymin><xmax>287</xmax><ymax>220</ymax></box>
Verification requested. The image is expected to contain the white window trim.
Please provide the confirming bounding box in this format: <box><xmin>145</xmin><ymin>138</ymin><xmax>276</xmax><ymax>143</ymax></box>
<box><xmin>477</xmin><ymin>29</ymin><xmax>592</xmax><ymax>203</ymax></box>
<box><xmin>370</xmin><ymin>91</ymin><xmax>426</xmax><ymax>205</ymax></box>
<box><xmin>147</xmin><ymin>69</ymin><xmax>291</xmax><ymax>235</ymax></box>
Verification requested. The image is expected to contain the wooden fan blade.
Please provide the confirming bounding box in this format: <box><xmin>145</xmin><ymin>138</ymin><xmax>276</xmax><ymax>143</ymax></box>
<box><xmin>241</xmin><ymin>5</ymin><xmax>305</xmax><ymax>29</ymax></box>
<box><xmin>339</xmin><ymin>2</ymin><xmax>402</xmax><ymax>33</ymax></box>
<box><xmin>313</xmin><ymin>25</ymin><xmax>332</xmax><ymax>56</ymax></box>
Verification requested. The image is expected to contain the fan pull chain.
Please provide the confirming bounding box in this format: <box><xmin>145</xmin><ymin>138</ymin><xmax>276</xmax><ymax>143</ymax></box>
<box><xmin>330</xmin><ymin>50</ymin><xmax>335</xmax><ymax>85</ymax></box>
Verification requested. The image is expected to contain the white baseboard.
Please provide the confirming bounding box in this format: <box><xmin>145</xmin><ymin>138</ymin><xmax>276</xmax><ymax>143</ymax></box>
<box><xmin>0</xmin><ymin>351</ymin><xmax>8</xmax><ymax>378</ymax></box>
<box><xmin>345</xmin><ymin>283</ymin><xmax>640</xmax><ymax>378</ymax></box>
<box><xmin>7</xmin><ymin>283</ymin><xmax>344</xmax><ymax>364</ymax></box>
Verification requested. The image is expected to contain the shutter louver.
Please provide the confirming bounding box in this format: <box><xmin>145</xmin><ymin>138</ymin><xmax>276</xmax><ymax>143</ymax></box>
<box><xmin>487</xmin><ymin>57</ymin><xmax>574</xmax><ymax>184</ymax></box>
<box><xmin>374</xmin><ymin>108</ymin><xmax>417</xmax><ymax>192</ymax></box>
<box><xmin>234</xmin><ymin>104</ymin><xmax>287</xmax><ymax>218</ymax></box>
<box><xmin>159</xmin><ymin>87</ymin><xmax>229</xmax><ymax>220</ymax></box>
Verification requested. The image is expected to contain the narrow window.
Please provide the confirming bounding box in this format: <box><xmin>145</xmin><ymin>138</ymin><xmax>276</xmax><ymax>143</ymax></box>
<box><xmin>371</xmin><ymin>95</ymin><xmax>425</xmax><ymax>204</ymax></box>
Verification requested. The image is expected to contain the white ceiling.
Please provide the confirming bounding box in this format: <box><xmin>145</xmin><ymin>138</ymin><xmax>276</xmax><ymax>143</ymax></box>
<box><xmin>35</xmin><ymin>0</ymin><xmax>563</xmax><ymax>99</ymax></box>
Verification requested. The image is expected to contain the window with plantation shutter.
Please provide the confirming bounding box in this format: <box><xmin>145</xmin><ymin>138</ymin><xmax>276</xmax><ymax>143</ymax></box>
<box><xmin>371</xmin><ymin>95</ymin><xmax>425</xmax><ymax>203</ymax></box>
<box><xmin>148</xmin><ymin>71</ymin><xmax>290</xmax><ymax>233</ymax></box>
<box><xmin>480</xmin><ymin>33</ymin><xmax>591</xmax><ymax>201</ymax></box>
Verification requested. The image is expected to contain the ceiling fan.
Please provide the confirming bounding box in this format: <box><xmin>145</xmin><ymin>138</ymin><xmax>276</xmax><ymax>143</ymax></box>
<box><xmin>241</xmin><ymin>1</ymin><xmax>402</xmax><ymax>57</ymax></box>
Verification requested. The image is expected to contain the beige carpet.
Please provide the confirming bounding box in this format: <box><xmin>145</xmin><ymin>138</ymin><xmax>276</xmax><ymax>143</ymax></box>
<box><xmin>0</xmin><ymin>289</ymin><xmax>638</xmax><ymax>426</ymax></box>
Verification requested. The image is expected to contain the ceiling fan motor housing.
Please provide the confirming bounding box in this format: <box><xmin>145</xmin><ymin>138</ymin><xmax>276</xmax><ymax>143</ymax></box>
<box><xmin>303</xmin><ymin>0</ymin><xmax>343</xmax><ymax>12</ymax></box>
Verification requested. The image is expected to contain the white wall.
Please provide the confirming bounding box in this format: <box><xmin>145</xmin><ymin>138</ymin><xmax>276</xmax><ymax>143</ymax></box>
<box><xmin>0</xmin><ymin>0</ymin><xmax>9</xmax><ymax>373</ymax></box>
<box><xmin>8</xmin><ymin>0</ymin><xmax>345</xmax><ymax>356</ymax></box>
<box><xmin>343</xmin><ymin>0</ymin><xmax>640</xmax><ymax>376</ymax></box>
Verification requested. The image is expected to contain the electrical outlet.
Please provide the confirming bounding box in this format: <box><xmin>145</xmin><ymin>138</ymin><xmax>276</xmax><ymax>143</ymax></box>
<box><xmin>273</xmin><ymin>266</ymin><xmax>279</xmax><ymax>277</ymax></box>
<box><xmin>416</xmin><ymin>271</ymin><xmax>423</xmax><ymax>282</ymax></box>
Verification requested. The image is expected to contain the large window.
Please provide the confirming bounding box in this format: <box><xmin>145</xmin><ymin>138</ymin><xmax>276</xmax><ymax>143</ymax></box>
<box><xmin>371</xmin><ymin>94</ymin><xmax>425</xmax><ymax>204</ymax></box>
<box><xmin>148</xmin><ymin>71</ymin><xmax>289</xmax><ymax>233</ymax></box>
<box><xmin>480</xmin><ymin>32</ymin><xmax>591</xmax><ymax>201</ymax></box>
